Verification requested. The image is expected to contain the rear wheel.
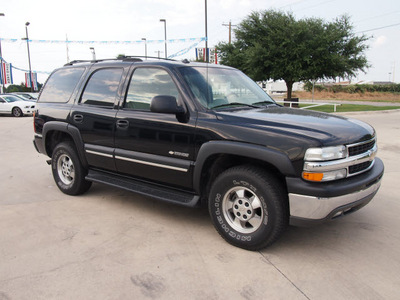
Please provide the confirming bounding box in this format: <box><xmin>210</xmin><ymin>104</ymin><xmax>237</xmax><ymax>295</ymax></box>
<box><xmin>12</xmin><ymin>107</ymin><xmax>23</xmax><ymax>117</ymax></box>
<box><xmin>51</xmin><ymin>142</ymin><xmax>92</xmax><ymax>195</ymax></box>
<box><xmin>208</xmin><ymin>165</ymin><xmax>288</xmax><ymax>250</ymax></box>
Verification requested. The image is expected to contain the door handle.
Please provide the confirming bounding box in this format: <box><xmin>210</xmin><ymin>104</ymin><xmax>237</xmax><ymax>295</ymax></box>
<box><xmin>116</xmin><ymin>119</ymin><xmax>129</xmax><ymax>129</ymax></box>
<box><xmin>73</xmin><ymin>114</ymin><xmax>83</xmax><ymax>123</ymax></box>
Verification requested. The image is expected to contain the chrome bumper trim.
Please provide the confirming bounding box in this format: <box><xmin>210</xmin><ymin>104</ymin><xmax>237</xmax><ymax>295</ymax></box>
<box><xmin>289</xmin><ymin>180</ymin><xmax>381</xmax><ymax>220</ymax></box>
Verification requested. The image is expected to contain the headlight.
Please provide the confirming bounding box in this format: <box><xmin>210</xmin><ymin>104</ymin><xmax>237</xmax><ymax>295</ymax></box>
<box><xmin>304</xmin><ymin>145</ymin><xmax>347</xmax><ymax>161</ymax></box>
<box><xmin>303</xmin><ymin>145</ymin><xmax>347</xmax><ymax>182</ymax></box>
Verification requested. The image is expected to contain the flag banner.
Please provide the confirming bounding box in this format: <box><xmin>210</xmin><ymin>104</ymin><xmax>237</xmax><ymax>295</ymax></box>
<box><xmin>1</xmin><ymin>37</ymin><xmax>206</xmax><ymax>45</ymax></box>
<box><xmin>195</xmin><ymin>48</ymin><xmax>218</xmax><ymax>64</ymax></box>
<box><xmin>25</xmin><ymin>72</ymin><xmax>38</xmax><ymax>91</ymax></box>
<box><xmin>1</xmin><ymin>62</ymin><xmax>13</xmax><ymax>85</ymax></box>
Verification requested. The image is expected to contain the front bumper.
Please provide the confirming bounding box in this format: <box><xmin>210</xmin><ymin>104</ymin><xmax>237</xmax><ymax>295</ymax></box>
<box><xmin>288</xmin><ymin>157</ymin><xmax>384</xmax><ymax>226</ymax></box>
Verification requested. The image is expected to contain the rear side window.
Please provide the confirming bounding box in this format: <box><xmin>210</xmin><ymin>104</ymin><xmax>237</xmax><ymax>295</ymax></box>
<box><xmin>39</xmin><ymin>68</ymin><xmax>85</xmax><ymax>103</ymax></box>
<box><xmin>80</xmin><ymin>68</ymin><xmax>123</xmax><ymax>107</ymax></box>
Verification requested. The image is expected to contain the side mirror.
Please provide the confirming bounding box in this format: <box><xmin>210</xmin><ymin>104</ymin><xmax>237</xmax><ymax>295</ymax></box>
<box><xmin>150</xmin><ymin>95</ymin><xmax>185</xmax><ymax>114</ymax></box>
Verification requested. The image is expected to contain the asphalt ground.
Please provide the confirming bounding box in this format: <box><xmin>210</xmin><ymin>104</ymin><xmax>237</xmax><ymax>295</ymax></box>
<box><xmin>0</xmin><ymin>111</ymin><xmax>399</xmax><ymax>299</ymax></box>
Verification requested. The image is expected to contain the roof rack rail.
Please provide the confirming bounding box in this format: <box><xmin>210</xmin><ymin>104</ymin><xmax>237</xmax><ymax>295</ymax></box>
<box><xmin>117</xmin><ymin>55</ymin><xmax>177</xmax><ymax>62</ymax></box>
<box><xmin>64</xmin><ymin>59</ymin><xmax>122</xmax><ymax>66</ymax></box>
<box><xmin>64</xmin><ymin>56</ymin><xmax>179</xmax><ymax>66</ymax></box>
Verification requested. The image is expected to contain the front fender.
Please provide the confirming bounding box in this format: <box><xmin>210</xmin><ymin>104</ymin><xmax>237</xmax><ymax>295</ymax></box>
<box><xmin>193</xmin><ymin>141</ymin><xmax>295</xmax><ymax>193</ymax></box>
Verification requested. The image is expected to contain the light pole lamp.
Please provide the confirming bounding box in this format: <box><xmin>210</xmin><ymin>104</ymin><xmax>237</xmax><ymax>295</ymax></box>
<box><xmin>0</xmin><ymin>13</ymin><xmax>5</xmax><ymax>93</ymax></box>
<box><xmin>141</xmin><ymin>38</ymin><xmax>147</xmax><ymax>59</ymax></box>
<box><xmin>24</xmin><ymin>22</ymin><xmax>34</xmax><ymax>92</ymax></box>
<box><xmin>160</xmin><ymin>19</ymin><xmax>167</xmax><ymax>59</ymax></box>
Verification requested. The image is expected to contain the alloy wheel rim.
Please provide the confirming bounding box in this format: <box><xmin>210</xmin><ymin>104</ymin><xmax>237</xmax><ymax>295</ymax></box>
<box><xmin>57</xmin><ymin>154</ymin><xmax>75</xmax><ymax>185</ymax></box>
<box><xmin>222</xmin><ymin>186</ymin><xmax>266</xmax><ymax>234</ymax></box>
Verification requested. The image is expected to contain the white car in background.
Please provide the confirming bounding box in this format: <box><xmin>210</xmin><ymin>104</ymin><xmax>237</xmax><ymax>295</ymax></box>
<box><xmin>0</xmin><ymin>94</ymin><xmax>36</xmax><ymax>117</ymax></box>
<box><xmin>12</xmin><ymin>92</ymin><xmax>38</xmax><ymax>102</ymax></box>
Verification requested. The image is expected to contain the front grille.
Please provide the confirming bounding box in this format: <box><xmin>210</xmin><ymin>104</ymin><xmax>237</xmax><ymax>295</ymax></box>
<box><xmin>349</xmin><ymin>161</ymin><xmax>373</xmax><ymax>174</ymax></box>
<box><xmin>348</xmin><ymin>139</ymin><xmax>375</xmax><ymax>157</ymax></box>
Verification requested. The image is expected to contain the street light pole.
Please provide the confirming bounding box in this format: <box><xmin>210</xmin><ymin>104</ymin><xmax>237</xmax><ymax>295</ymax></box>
<box><xmin>0</xmin><ymin>13</ymin><xmax>5</xmax><ymax>93</ymax></box>
<box><xmin>205</xmin><ymin>0</ymin><xmax>209</xmax><ymax>63</ymax></box>
<box><xmin>160</xmin><ymin>19</ymin><xmax>167</xmax><ymax>59</ymax></box>
<box><xmin>24</xmin><ymin>22</ymin><xmax>34</xmax><ymax>92</ymax></box>
<box><xmin>141</xmin><ymin>38</ymin><xmax>147</xmax><ymax>59</ymax></box>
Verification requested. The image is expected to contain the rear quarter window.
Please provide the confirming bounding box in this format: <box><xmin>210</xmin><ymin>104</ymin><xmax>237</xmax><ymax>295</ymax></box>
<box><xmin>39</xmin><ymin>68</ymin><xmax>85</xmax><ymax>103</ymax></box>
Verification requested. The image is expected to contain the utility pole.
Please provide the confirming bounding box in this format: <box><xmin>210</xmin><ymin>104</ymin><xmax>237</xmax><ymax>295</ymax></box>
<box><xmin>222</xmin><ymin>21</ymin><xmax>236</xmax><ymax>44</ymax></box>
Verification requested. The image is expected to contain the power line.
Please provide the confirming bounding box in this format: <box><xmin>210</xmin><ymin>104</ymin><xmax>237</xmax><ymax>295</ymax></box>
<box><xmin>357</xmin><ymin>22</ymin><xmax>400</xmax><ymax>34</ymax></box>
<box><xmin>354</xmin><ymin>10</ymin><xmax>400</xmax><ymax>24</ymax></box>
<box><xmin>294</xmin><ymin>0</ymin><xmax>336</xmax><ymax>12</ymax></box>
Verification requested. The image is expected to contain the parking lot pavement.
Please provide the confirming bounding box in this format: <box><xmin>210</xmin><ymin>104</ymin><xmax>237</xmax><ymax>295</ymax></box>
<box><xmin>0</xmin><ymin>112</ymin><xmax>399</xmax><ymax>300</ymax></box>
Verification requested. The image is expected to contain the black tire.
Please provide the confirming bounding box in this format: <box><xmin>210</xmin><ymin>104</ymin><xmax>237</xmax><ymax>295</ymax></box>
<box><xmin>208</xmin><ymin>165</ymin><xmax>288</xmax><ymax>251</ymax></box>
<box><xmin>51</xmin><ymin>142</ymin><xmax>92</xmax><ymax>195</ymax></box>
<box><xmin>12</xmin><ymin>107</ymin><xmax>23</xmax><ymax>117</ymax></box>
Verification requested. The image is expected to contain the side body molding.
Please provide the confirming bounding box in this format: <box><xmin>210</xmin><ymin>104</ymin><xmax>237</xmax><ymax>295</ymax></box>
<box><xmin>42</xmin><ymin>121</ymin><xmax>88</xmax><ymax>168</ymax></box>
<box><xmin>193</xmin><ymin>141</ymin><xmax>296</xmax><ymax>193</ymax></box>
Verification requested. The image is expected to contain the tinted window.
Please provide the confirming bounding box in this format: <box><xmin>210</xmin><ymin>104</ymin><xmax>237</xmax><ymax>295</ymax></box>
<box><xmin>81</xmin><ymin>68</ymin><xmax>123</xmax><ymax>107</ymax></box>
<box><xmin>179</xmin><ymin>67</ymin><xmax>274</xmax><ymax>109</ymax></box>
<box><xmin>39</xmin><ymin>68</ymin><xmax>85</xmax><ymax>103</ymax></box>
<box><xmin>125</xmin><ymin>68</ymin><xmax>179</xmax><ymax>110</ymax></box>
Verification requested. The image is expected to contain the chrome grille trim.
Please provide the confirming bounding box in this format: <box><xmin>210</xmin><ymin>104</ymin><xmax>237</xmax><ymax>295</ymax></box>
<box><xmin>347</xmin><ymin>138</ymin><xmax>376</xmax><ymax>157</ymax></box>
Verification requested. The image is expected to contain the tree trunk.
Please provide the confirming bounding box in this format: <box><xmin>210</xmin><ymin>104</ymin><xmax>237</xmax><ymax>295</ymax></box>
<box><xmin>285</xmin><ymin>80</ymin><xmax>294</xmax><ymax>100</ymax></box>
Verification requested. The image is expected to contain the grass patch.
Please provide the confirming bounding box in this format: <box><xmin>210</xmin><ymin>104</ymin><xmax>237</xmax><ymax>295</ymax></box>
<box><xmin>299</xmin><ymin>103</ymin><xmax>400</xmax><ymax>113</ymax></box>
<box><xmin>293</xmin><ymin>91</ymin><xmax>400</xmax><ymax>102</ymax></box>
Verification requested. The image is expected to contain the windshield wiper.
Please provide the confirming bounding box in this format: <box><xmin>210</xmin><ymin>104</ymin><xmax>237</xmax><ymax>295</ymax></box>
<box><xmin>211</xmin><ymin>102</ymin><xmax>260</xmax><ymax>109</ymax></box>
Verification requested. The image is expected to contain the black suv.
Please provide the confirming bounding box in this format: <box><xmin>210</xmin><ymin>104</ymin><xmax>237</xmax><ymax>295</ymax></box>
<box><xmin>33</xmin><ymin>57</ymin><xmax>384</xmax><ymax>250</ymax></box>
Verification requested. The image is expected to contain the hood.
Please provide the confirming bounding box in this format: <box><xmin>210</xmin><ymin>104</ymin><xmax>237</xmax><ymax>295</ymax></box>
<box><xmin>215</xmin><ymin>106</ymin><xmax>375</xmax><ymax>147</ymax></box>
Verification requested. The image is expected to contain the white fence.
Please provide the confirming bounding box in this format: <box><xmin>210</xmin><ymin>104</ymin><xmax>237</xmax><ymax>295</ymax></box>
<box><xmin>275</xmin><ymin>100</ymin><xmax>341</xmax><ymax>112</ymax></box>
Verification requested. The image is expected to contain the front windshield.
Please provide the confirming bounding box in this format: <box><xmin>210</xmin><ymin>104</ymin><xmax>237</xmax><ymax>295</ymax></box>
<box><xmin>179</xmin><ymin>66</ymin><xmax>275</xmax><ymax>109</ymax></box>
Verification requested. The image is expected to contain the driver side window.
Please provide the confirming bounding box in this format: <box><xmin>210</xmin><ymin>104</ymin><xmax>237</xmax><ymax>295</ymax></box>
<box><xmin>125</xmin><ymin>68</ymin><xmax>180</xmax><ymax>111</ymax></box>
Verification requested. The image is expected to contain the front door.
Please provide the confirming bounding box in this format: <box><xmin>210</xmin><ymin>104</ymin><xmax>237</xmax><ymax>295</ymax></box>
<box><xmin>114</xmin><ymin>67</ymin><xmax>196</xmax><ymax>190</ymax></box>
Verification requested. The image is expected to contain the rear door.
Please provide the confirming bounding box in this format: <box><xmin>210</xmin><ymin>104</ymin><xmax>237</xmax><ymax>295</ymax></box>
<box><xmin>70</xmin><ymin>65</ymin><xmax>129</xmax><ymax>171</ymax></box>
<box><xmin>114</xmin><ymin>66</ymin><xmax>196</xmax><ymax>190</ymax></box>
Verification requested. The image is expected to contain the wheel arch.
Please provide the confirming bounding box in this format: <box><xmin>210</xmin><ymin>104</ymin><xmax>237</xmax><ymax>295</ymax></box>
<box><xmin>42</xmin><ymin>121</ymin><xmax>88</xmax><ymax>168</ymax></box>
<box><xmin>194</xmin><ymin>141</ymin><xmax>295</xmax><ymax>203</ymax></box>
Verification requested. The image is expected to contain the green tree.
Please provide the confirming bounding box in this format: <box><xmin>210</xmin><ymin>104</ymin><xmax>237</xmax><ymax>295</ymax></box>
<box><xmin>5</xmin><ymin>83</ymin><xmax>43</xmax><ymax>93</ymax></box>
<box><xmin>217</xmin><ymin>10</ymin><xmax>370</xmax><ymax>99</ymax></box>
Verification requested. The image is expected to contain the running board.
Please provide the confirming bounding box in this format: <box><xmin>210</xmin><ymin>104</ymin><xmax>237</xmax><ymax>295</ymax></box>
<box><xmin>86</xmin><ymin>169</ymin><xmax>200</xmax><ymax>207</ymax></box>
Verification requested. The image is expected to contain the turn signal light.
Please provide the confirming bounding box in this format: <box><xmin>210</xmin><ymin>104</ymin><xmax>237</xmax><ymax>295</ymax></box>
<box><xmin>302</xmin><ymin>172</ymin><xmax>323</xmax><ymax>182</ymax></box>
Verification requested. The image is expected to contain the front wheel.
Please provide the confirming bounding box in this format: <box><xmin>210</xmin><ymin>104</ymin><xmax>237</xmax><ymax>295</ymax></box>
<box><xmin>208</xmin><ymin>165</ymin><xmax>288</xmax><ymax>251</ymax></box>
<box><xmin>12</xmin><ymin>107</ymin><xmax>23</xmax><ymax>117</ymax></box>
<box><xmin>51</xmin><ymin>142</ymin><xmax>92</xmax><ymax>195</ymax></box>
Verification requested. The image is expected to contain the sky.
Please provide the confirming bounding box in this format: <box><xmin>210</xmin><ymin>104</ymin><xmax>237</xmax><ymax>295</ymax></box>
<box><xmin>1</xmin><ymin>0</ymin><xmax>400</xmax><ymax>86</ymax></box>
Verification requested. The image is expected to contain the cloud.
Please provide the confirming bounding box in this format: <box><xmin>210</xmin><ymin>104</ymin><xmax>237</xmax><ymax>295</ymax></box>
<box><xmin>373</xmin><ymin>35</ymin><xmax>387</xmax><ymax>47</ymax></box>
